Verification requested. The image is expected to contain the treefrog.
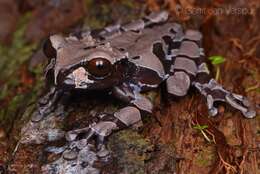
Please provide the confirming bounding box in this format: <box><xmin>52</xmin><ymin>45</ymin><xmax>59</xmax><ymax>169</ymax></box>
<box><xmin>32</xmin><ymin>11</ymin><xmax>256</xmax><ymax>160</ymax></box>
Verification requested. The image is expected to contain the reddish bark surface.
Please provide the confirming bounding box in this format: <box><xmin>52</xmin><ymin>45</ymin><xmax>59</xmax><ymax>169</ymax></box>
<box><xmin>0</xmin><ymin>0</ymin><xmax>259</xmax><ymax>174</ymax></box>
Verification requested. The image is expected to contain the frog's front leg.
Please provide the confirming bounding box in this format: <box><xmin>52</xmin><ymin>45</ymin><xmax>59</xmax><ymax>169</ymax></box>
<box><xmin>65</xmin><ymin>106</ymin><xmax>142</xmax><ymax>155</ymax></box>
<box><xmin>31</xmin><ymin>86</ymin><xmax>65</xmax><ymax>122</ymax></box>
<box><xmin>65</xmin><ymin>83</ymin><xmax>152</xmax><ymax>152</ymax></box>
<box><xmin>62</xmin><ymin>106</ymin><xmax>142</xmax><ymax>160</ymax></box>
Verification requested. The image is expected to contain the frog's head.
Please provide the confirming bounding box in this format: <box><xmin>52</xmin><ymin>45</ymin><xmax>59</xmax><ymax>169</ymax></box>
<box><xmin>43</xmin><ymin>34</ymin><xmax>132</xmax><ymax>90</ymax></box>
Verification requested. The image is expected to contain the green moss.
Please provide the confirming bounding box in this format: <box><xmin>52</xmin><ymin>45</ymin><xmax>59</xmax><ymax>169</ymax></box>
<box><xmin>121</xmin><ymin>0</ymin><xmax>138</xmax><ymax>9</ymax></box>
<box><xmin>116</xmin><ymin>130</ymin><xmax>153</xmax><ymax>151</ymax></box>
<box><xmin>0</xmin><ymin>84</ymin><xmax>8</xmax><ymax>101</ymax></box>
<box><xmin>108</xmin><ymin>130</ymin><xmax>154</xmax><ymax>174</ymax></box>
<box><xmin>145</xmin><ymin>90</ymin><xmax>160</xmax><ymax>103</ymax></box>
<box><xmin>83</xmin><ymin>0</ymin><xmax>143</xmax><ymax>30</ymax></box>
<box><xmin>0</xmin><ymin>13</ymin><xmax>36</xmax><ymax>78</ymax></box>
<box><xmin>83</xmin><ymin>0</ymin><xmax>110</xmax><ymax>29</ymax></box>
<box><xmin>0</xmin><ymin>12</ymin><xmax>43</xmax><ymax>130</ymax></box>
<box><xmin>195</xmin><ymin>147</ymin><xmax>215</xmax><ymax>167</ymax></box>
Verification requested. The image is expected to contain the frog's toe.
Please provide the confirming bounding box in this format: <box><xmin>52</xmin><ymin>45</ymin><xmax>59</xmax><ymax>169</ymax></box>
<box><xmin>31</xmin><ymin>110</ymin><xmax>45</xmax><ymax>122</ymax></box>
<box><xmin>86</xmin><ymin>121</ymin><xmax>118</xmax><ymax>150</ymax></box>
<box><xmin>65</xmin><ymin>125</ymin><xmax>107</xmax><ymax>150</ymax></box>
<box><xmin>66</xmin><ymin>127</ymin><xmax>90</xmax><ymax>141</ymax></box>
<box><xmin>225</xmin><ymin>93</ymin><xmax>256</xmax><ymax>118</ymax></box>
<box><xmin>63</xmin><ymin>149</ymin><xmax>78</xmax><ymax>160</ymax></box>
<box><xmin>194</xmin><ymin>79</ymin><xmax>256</xmax><ymax>118</ymax></box>
<box><xmin>96</xmin><ymin>134</ymin><xmax>106</xmax><ymax>151</ymax></box>
<box><xmin>206</xmin><ymin>94</ymin><xmax>219</xmax><ymax>116</ymax></box>
<box><xmin>205</xmin><ymin>92</ymin><xmax>256</xmax><ymax>118</ymax></box>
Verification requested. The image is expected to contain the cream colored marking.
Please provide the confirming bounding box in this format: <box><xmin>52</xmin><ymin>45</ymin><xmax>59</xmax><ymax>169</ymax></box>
<box><xmin>72</xmin><ymin>67</ymin><xmax>94</xmax><ymax>88</ymax></box>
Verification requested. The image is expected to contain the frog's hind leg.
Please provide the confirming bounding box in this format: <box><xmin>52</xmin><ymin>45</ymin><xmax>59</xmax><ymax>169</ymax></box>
<box><xmin>193</xmin><ymin>65</ymin><xmax>256</xmax><ymax>118</ymax></box>
<box><xmin>187</xmin><ymin>29</ymin><xmax>256</xmax><ymax>118</ymax></box>
<box><xmin>64</xmin><ymin>82</ymin><xmax>152</xmax><ymax>157</ymax></box>
<box><xmin>186</xmin><ymin>31</ymin><xmax>256</xmax><ymax>118</ymax></box>
<box><xmin>97</xmin><ymin>11</ymin><xmax>169</xmax><ymax>39</ymax></box>
<box><xmin>166</xmin><ymin>28</ymin><xmax>201</xmax><ymax>97</ymax></box>
<box><xmin>166</xmin><ymin>28</ymin><xmax>255</xmax><ymax>118</ymax></box>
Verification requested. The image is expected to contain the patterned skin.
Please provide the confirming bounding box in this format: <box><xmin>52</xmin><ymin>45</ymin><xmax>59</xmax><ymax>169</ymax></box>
<box><xmin>32</xmin><ymin>11</ymin><xmax>256</xmax><ymax>159</ymax></box>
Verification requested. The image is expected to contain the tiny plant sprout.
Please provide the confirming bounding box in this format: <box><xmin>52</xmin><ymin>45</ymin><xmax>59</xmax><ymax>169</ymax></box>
<box><xmin>193</xmin><ymin>124</ymin><xmax>211</xmax><ymax>142</ymax></box>
<box><xmin>209</xmin><ymin>55</ymin><xmax>226</xmax><ymax>82</ymax></box>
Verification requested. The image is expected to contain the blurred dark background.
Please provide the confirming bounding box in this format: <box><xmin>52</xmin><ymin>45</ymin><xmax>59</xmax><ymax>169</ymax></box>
<box><xmin>0</xmin><ymin>0</ymin><xmax>259</xmax><ymax>173</ymax></box>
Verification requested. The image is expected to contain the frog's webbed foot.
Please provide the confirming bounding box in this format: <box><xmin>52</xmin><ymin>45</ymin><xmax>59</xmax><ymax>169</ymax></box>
<box><xmin>193</xmin><ymin>79</ymin><xmax>256</xmax><ymax>118</ymax></box>
<box><xmin>31</xmin><ymin>87</ymin><xmax>65</xmax><ymax>122</ymax></box>
<box><xmin>224</xmin><ymin>93</ymin><xmax>256</xmax><ymax>118</ymax></box>
<box><xmin>65</xmin><ymin>106</ymin><xmax>142</xmax><ymax>153</ymax></box>
<box><xmin>65</xmin><ymin>116</ymin><xmax>118</xmax><ymax>151</ymax></box>
<box><xmin>44</xmin><ymin>139</ymin><xmax>105</xmax><ymax>173</ymax></box>
<box><xmin>60</xmin><ymin>137</ymin><xmax>110</xmax><ymax>162</ymax></box>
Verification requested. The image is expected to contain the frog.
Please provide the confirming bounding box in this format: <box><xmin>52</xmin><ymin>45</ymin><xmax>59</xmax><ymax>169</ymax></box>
<box><xmin>32</xmin><ymin>11</ymin><xmax>256</xmax><ymax>159</ymax></box>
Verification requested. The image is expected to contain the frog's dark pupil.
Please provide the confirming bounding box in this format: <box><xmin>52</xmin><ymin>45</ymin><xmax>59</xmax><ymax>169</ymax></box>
<box><xmin>88</xmin><ymin>58</ymin><xmax>112</xmax><ymax>78</ymax></box>
<box><xmin>96</xmin><ymin>61</ymin><xmax>104</xmax><ymax>69</ymax></box>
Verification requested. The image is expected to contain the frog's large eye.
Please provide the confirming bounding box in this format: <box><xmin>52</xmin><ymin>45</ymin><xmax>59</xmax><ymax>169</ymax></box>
<box><xmin>87</xmin><ymin>58</ymin><xmax>112</xmax><ymax>78</ymax></box>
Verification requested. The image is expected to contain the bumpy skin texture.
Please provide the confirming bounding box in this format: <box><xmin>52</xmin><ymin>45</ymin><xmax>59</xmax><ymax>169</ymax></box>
<box><xmin>32</xmin><ymin>11</ymin><xmax>256</xmax><ymax>159</ymax></box>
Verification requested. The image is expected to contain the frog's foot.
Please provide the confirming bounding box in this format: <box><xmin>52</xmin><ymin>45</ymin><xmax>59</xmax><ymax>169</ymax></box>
<box><xmin>60</xmin><ymin>117</ymin><xmax>119</xmax><ymax>161</ymax></box>
<box><xmin>65</xmin><ymin>115</ymin><xmax>126</xmax><ymax>150</ymax></box>
<box><xmin>66</xmin><ymin>106</ymin><xmax>142</xmax><ymax>150</ymax></box>
<box><xmin>194</xmin><ymin>79</ymin><xmax>256</xmax><ymax>118</ymax></box>
<box><xmin>44</xmin><ymin>139</ymin><xmax>106</xmax><ymax>173</ymax></box>
<box><xmin>61</xmin><ymin>140</ymin><xmax>110</xmax><ymax>162</ymax></box>
<box><xmin>65</xmin><ymin>121</ymin><xmax>114</xmax><ymax>151</ymax></box>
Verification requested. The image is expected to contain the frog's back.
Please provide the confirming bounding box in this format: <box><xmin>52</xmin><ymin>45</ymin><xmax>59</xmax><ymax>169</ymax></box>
<box><xmin>95</xmin><ymin>11</ymin><xmax>203</xmax><ymax>90</ymax></box>
<box><xmin>104</xmin><ymin>22</ymin><xmax>183</xmax><ymax>79</ymax></box>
